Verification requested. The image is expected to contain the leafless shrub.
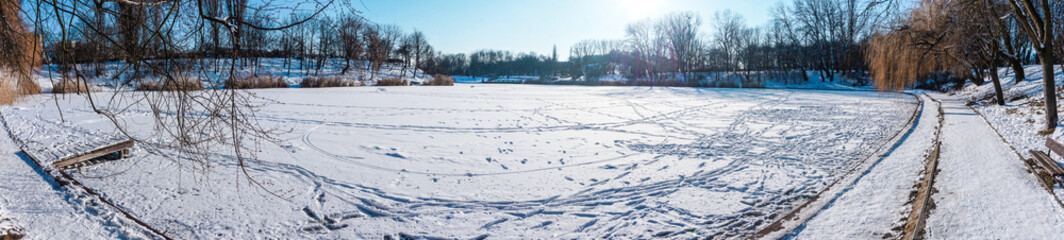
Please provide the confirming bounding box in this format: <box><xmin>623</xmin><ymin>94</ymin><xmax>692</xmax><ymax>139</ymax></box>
<box><xmin>52</xmin><ymin>78</ymin><xmax>92</xmax><ymax>94</ymax></box>
<box><xmin>136</xmin><ymin>75</ymin><xmax>205</xmax><ymax>91</ymax></box>
<box><xmin>376</xmin><ymin>78</ymin><xmax>408</xmax><ymax>86</ymax></box>
<box><xmin>425</xmin><ymin>74</ymin><xmax>455</xmax><ymax>86</ymax></box>
<box><xmin>224</xmin><ymin>74</ymin><xmax>289</xmax><ymax>89</ymax></box>
<box><xmin>300</xmin><ymin>76</ymin><xmax>357</xmax><ymax>88</ymax></box>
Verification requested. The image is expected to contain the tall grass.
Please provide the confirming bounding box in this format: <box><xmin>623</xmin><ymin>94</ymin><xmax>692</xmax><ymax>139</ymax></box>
<box><xmin>224</xmin><ymin>74</ymin><xmax>289</xmax><ymax>89</ymax></box>
<box><xmin>300</xmin><ymin>76</ymin><xmax>360</xmax><ymax>88</ymax></box>
<box><xmin>52</xmin><ymin>78</ymin><xmax>92</xmax><ymax>94</ymax></box>
<box><xmin>2</xmin><ymin>0</ymin><xmax>42</xmax><ymax>96</ymax></box>
<box><xmin>0</xmin><ymin>71</ymin><xmax>17</xmax><ymax>105</ymax></box>
<box><xmin>136</xmin><ymin>74</ymin><xmax>205</xmax><ymax>91</ymax></box>
<box><xmin>376</xmin><ymin>78</ymin><xmax>408</xmax><ymax>86</ymax></box>
<box><xmin>425</xmin><ymin>75</ymin><xmax>455</xmax><ymax>86</ymax></box>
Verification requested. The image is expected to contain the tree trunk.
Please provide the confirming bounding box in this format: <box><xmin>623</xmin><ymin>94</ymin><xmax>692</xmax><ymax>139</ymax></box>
<box><xmin>342</xmin><ymin>58</ymin><xmax>350</xmax><ymax>74</ymax></box>
<box><xmin>1043</xmin><ymin>52</ymin><xmax>1058</xmax><ymax>130</ymax></box>
<box><xmin>990</xmin><ymin>68</ymin><xmax>1005</xmax><ymax>105</ymax></box>
<box><xmin>1009</xmin><ymin>59</ymin><xmax>1026</xmax><ymax>83</ymax></box>
<box><xmin>972</xmin><ymin>68</ymin><xmax>986</xmax><ymax>86</ymax></box>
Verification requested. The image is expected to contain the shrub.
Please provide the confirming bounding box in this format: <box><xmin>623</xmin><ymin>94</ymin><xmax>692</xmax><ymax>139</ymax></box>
<box><xmin>136</xmin><ymin>75</ymin><xmax>205</xmax><ymax>91</ymax></box>
<box><xmin>224</xmin><ymin>74</ymin><xmax>288</xmax><ymax>89</ymax></box>
<box><xmin>52</xmin><ymin>78</ymin><xmax>91</xmax><ymax>94</ymax></box>
<box><xmin>300</xmin><ymin>76</ymin><xmax>358</xmax><ymax>88</ymax></box>
<box><xmin>425</xmin><ymin>75</ymin><xmax>455</xmax><ymax>86</ymax></box>
<box><xmin>376</xmin><ymin>78</ymin><xmax>408</xmax><ymax>86</ymax></box>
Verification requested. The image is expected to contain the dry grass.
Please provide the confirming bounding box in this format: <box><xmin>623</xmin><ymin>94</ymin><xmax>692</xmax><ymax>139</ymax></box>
<box><xmin>2</xmin><ymin>0</ymin><xmax>42</xmax><ymax>97</ymax></box>
<box><xmin>0</xmin><ymin>80</ymin><xmax>15</xmax><ymax>106</ymax></box>
<box><xmin>300</xmin><ymin>76</ymin><xmax>359</xmax><ymax>88</ymax></box>
<box><xmin>224</xmin><ymin>74</ymin><xmax>289</xmax><ymax>89</ymax></box>
<box><xmin>16</xmin><ymin>76</ymin><xmax>40</xmax><ymax>95</ymax></box>
<box><xmin>425</xmin><ymin>75</ymin><xmax>455</xmax><ymax>86</ymax></box>
<box><xmin>0</xmin><ymin>70</ymin><xmax>19</xmax><ymax>105</ymax></box>
<box><xmin>136</xmin><ymin>75</ymin><xmax>205</xmax><ymax>91</ymax></box>
<box><xmin>52</xmin><ymin>78</ymin><xmax>91</xmax><ymax>94</ymax></box>
<box><xmin>376</xmin><ymin>78</ymin><xmax>408</xmax><ymax>86</ymax></box>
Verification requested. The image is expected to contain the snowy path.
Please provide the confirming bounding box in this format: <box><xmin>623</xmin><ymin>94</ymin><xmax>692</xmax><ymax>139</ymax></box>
<box><xmin>925</xmin><ymin>95</ymin><xmax>1064</xmax><ymax>238</ymax></box>
<box><xmin>790</xmin><ymin>93</ymin><xmax>940</xmax><ymax>239</ymax></box>
<box><xmin>0</xmin><ymin>115</ymin><xmax>150</xmax><ymax>239</ymax></box>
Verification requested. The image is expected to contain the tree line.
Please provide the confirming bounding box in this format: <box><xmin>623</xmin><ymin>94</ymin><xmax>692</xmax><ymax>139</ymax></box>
<box><xmin>429</xmin><ymin>0</ymin><xmax>903</xmax><ymax>86</ymax></box>
<box><xmin>47</xmin><ymin>3</ymin><xmax>439</xmax><ymax>82</ymax></box>
<box><xmin>867</xmin><ymin>0</ymin><xmax>1062</xmax><ymax>131</ymax></box>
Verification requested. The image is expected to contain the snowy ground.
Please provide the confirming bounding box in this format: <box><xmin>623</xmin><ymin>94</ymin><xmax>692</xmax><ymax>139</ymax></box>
<box><xmin>791</xmin><ymin>93</ymin><xmax>940</xmax><ymax>239</ymax></box>
<box><xmin>954</xmin><ymin>64</ymin><xmax>1064</xmax><ymax>200</ymax></box>
<box><xmin>924</xmin><ymin>93</ymin><xmax>1064</xmax><ymax>238</ymax></box>
<box><xmin>0</xmin><ymin>84</ymin><xmax>915</xmax><ymax>239</ymax></box>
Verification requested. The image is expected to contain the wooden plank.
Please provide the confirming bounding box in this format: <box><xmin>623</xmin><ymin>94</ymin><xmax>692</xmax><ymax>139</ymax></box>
<box><xmin>902</xmin><ymin>141</ymin><xmax>941</xmax><ymax>240</ymax></box>
<box><xmin>1030</xmin><ymin>150</ymin><xmax>1064</xmax><ymax>176</ymax></box>
<box><xmin>52</xmin><ymin>139</ymin><xmax>134</xmax><ymax>169</ymax></box>
<box><xmin>1047</xmin><ymin>138</ymin><xmax>1064</xmax><ymax>157</ymax></box>
<box><xmin>1040</xmin><ymin>138</ymin><xmax>1064</xmax><ymax>175</ymax></box>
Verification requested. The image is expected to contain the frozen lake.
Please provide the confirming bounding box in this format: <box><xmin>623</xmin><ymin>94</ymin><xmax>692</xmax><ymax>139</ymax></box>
<box><xmin>4</xmin><ymin>84</ymin><xmax>916</xmax><ymax>238</ymax></box>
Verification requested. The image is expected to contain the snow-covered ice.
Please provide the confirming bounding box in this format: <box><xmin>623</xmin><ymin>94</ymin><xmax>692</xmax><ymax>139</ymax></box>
<box><xmin>0</xmin><ymin>84</ymin><xmax>916</xmax><ymax>238</ymax></box>
<box><xmin>0</xmin><ymin>120</ymin><xmax>151</xmax><ymax>239</ymax></box>
<box><xmin>791</xmin><ymin>93</ymin><xmax>940</xmax><ymax>239</ymax></box>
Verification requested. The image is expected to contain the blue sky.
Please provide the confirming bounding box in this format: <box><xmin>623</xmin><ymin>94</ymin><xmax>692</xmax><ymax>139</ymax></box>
<box><xmin>358</xmin><ymin>0</ymin><xmax>779</xmax><ymax>60</ymax></box>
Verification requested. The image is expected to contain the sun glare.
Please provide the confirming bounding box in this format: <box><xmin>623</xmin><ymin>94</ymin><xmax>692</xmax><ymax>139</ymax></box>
<box><xmin>619</xmin><ymin>0</ymin><xmax>661</xmax><ymax>20</ymax></box>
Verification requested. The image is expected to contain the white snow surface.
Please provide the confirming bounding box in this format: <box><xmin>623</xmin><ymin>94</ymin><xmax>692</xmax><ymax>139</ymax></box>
<box><xmin>0</xmin><ymin>85</ymin><xmax>917</xmax><ymax>239</ymax></box>
<box><xmin>791</xmin><ymin>93</ymin><xmax>939</xmax><ymax>239</ymax></box>
<box><xmin>0</xmin><ymin>119</ymin><xmax>151</xmax><ymax>239</ymax></box>
<box><xmin>925</xmin><ymin>94</ymin><xmax>1064</xmax><ymax>238</ymax></box>
<box><xmin>953</xmin><ymin>64</ymin><xmax>1064</xmax><ymax>199</ymax></box>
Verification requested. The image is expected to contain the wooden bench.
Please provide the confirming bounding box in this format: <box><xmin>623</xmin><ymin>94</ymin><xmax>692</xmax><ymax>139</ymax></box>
<box><xmin>53</xmin><ymin>139</ymin><xmax>134</xmax><ymax>169</ymax></box>
<box><xmin>1029</xmin><ymin>138</ymin><xmax>1064</xmax><ymax>188</ymax></box>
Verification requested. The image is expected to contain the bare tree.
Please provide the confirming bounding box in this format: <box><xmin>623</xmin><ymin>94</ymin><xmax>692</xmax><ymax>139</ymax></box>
<box><xmin>626</xmin><ymin>19</ymin><xmax>658</xmax><ymax>83</ymax></box>
<box><xmin>714</xmin><ymin>10</ymin><xmax>744</xmax><ymax>74</ymax></box>
<box><xmin>408</xmin><ymin>30</ymin><xmax>429</xmax><ymax>79</ymax></box>
<box><xmin>659</xmin><ymin>11</ymin><xmax>702</xmax><ymax>84</ymax></box>
<box><xmin>1007</xmin><ymin>0</ymin><xmax>1058</xmax><ymax>130</ymax></box>
<box><xmin>29</xmin><ymin>0</ymin><xmax>339</xmax><ymax>186</ymax></box>
<box><xmin>397</xmin><ymin>34</ymin><xmax>414</xmax><ymax>80</ymax></box>
<box><xmin>338</xmin><ymin>15</ymin><xmax>365</xmax><ymax>75</ymax></box>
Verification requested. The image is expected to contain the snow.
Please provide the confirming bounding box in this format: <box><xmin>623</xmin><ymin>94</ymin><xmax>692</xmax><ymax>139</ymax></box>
<box><xmin>925</xmin><ymin>94</ymin><xmax>1064</xmax><ymax>238</ymax></box>
<box><xmin>0</xmin><ymin>84</ymin><xmax>915</xmax><ymax>238</ymax></box>
<box><xmin>953</xmin><ymin>64</ymin><xmax>1064</xmax><ymax>200</ymax></box>
<box><xmin>791</xmin><ymin>93</ymin><xmax>940</xmax><ymax>239</ymax></box>
<box><xmin>0</xmin><ymin>120</ymin><xmax>151</xmax><ymax>239</ymax></box>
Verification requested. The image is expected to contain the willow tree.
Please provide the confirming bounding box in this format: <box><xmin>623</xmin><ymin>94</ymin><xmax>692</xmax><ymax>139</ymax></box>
<box><xmin>867</xmin><ymin>0</ymin><xmax>967</xmax><ymax>91</ymax></box>
<box><xmin>0</xmin><ymin>0</ymin><xmax>42</xmax><ymax>98</ymax></box>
